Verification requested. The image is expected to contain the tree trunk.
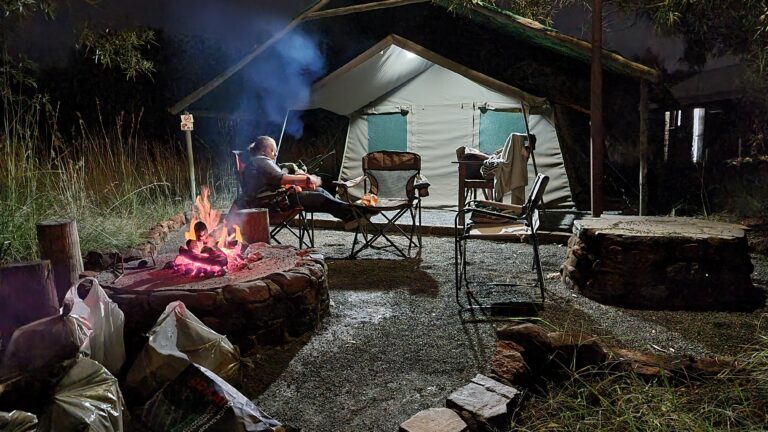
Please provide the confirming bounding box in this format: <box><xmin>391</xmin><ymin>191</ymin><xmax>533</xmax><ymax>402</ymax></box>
<box><xmin>236</xmin><ymin>209</ymin><xmax>270</xmax><ymax>244</ymax></box>
<box><xmin>37</xmin><ymin>219</ymin><xmax>83</xmax><ymax>303</ymax></box>
<box><xmin>0</xmin><ymin>260</ymin><xmax>60</xmax><ymax>346</ymax></box>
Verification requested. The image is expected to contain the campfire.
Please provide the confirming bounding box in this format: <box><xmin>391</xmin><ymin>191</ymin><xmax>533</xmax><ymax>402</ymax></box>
<box><xmin>172</xmin><ymin>187</ymin><xmax>250</xmax><ymax>277</ymax></box>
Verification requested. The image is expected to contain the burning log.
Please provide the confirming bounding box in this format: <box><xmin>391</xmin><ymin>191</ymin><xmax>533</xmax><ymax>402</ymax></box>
<box><xmin>176</xmin><ymin>246</ymin><xmax>228</xmax><ymax>269</ymax></box>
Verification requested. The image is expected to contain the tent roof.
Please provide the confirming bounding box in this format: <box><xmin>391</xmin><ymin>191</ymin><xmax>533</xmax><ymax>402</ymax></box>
<box><xmin>439</xmin><ymin>1</ymin><xmax>659</xmax><ymax>83</ymax></box>
<box><xmin>170</xmin><ymin>0</ymin><xmax>660</xmax><ymax>114</ymax></box>
<box><xmin>304</xmin><ymin>34</ymin><xmax>547</xmax><ymax>115</ymax></box>
<box><xmin>671</xmin><ymin>64</ymin><xmax>750</xmax><ymax>105</ymax></box>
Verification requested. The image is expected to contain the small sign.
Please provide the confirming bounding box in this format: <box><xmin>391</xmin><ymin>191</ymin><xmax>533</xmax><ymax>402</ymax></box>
<box><xmin>180</xmin><ymin>113</ymin><xmax>194</xmax><ymax>131</ymax></box>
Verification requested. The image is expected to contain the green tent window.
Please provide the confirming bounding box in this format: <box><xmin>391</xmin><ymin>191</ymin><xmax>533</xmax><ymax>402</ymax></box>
<box><xmin>479</xmin><ymin>110</ymin><xmax>526</xmax><ymax>154</ymax></box>
<box><xmin>368</xmin><ymin>113</ymin><xmax>407</xmax><ymax>152</ymax></box>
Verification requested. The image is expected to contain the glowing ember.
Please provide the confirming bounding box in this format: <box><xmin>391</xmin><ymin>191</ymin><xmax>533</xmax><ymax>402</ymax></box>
<box><xmin>173</xmin><ymin>186</ymin><xmax>246</xmax><ymax>277</ymax></box>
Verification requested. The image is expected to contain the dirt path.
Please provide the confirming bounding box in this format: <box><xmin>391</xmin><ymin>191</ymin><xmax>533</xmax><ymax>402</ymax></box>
<box><xmin>244</xmin><ymin>229</ymin><xmax>767</xmax><ymax>431</ymax></box>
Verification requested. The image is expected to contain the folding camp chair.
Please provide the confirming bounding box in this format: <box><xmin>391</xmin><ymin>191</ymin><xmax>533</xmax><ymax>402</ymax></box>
<box><xmin>335</xmin><ymin>151</ymin><xmax>429</xmax><ymax>259</ymax></box>
<box><xmin>231</xmin><ymin>151</ymin><xmax>314</xmax><ymax>248</ymax></box>
<box><xmin>454</xmin><ymin>173</ymin><xmax>549</xmax><ymax>320</ymax></box>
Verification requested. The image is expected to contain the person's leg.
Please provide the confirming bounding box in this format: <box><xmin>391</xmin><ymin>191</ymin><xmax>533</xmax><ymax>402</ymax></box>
<box><xmin>294</xmin><ymin>189</ymin><xmax>356</xmax><ymax>221</ymax></box>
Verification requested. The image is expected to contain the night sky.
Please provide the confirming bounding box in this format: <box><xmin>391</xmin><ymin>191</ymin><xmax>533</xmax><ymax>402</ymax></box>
<box><xmin>12</xmin><ymin>0</ymin><xmax>733</xmax><ymax>74</ymax></box>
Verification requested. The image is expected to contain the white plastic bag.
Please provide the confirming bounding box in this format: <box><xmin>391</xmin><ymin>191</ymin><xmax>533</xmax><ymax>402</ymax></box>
<box><xmin>37</xmin><ymin>358</ymin><xmax>125</xmax><ymax>432</ymax></box>
<box><xmin>0</xmin><ymin>411</ymin><xmax>38</xmax><ymax>432</ymax></box>
<box><xmin>1</xmin><ymin>305</ymin><xmax>91</xmax><ymax>378</ymax></box>
<box><xmin>126</xmin><ymin>301</ymin><xmax>240</xmax><ymax>401</ymax></box>
<box><xmin>140</xmin><ymin>364</ymin><xmax>282</xmax><ymax>432</ymax></box>
<box><xmin>66</xmin><ymin>277</ymin><xmax>125</xmax><ymax>374</ymax></box>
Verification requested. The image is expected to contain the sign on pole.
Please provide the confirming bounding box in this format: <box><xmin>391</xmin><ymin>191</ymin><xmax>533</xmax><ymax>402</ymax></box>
<box><xmin>180</xmin><ymin>113</ymin><xmax>196</xmax><ymax>200</ymax></box>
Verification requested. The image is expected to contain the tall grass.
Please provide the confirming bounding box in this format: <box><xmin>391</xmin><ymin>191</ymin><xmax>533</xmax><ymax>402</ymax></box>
<box><xmin>0</xmin><ymin>65</ymin><xmax>230</xmax><ymax>262</ymax></box>
<box><xmin>516</xmin><ymin>332</ymin><xmax>768</xmax><ymax>431</ymax></box>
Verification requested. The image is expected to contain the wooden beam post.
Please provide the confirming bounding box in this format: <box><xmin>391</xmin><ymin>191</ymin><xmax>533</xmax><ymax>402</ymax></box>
<box><xmin>639</xmin><ymin>82</ymin><xmax>649</xmax><ymax>215</ymax></box>
<box><xmin>590</xmin><ymin>0</ymin><xmax>604</xmax><ymax>217</ymax></box>
<box><xmin>37</xmin><ymin>219</ymin><xmax>84</xmax><ymax>303</ymax></box>
<box><xmin>303</xmin><ymin>0</ymin><xmax>429</xmax><ymax>21</ymax></box>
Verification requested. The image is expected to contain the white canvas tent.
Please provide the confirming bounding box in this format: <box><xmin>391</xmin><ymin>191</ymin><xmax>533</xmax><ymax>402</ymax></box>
<box><xmin>302</xmin><ymin>34</ymin><xmax>574</xmax><ymax>208</ymax></box>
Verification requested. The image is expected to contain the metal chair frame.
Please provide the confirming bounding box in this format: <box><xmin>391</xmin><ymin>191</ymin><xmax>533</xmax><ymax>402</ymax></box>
<box><xmin>336</xmin><ymin>151</ymin><xmax>428</xmax><ymax>259</ymax></box>
<box><xmin>454</xmin><ymin>174</ymin><xmax>549</xmax><ymax>320</ymax></box>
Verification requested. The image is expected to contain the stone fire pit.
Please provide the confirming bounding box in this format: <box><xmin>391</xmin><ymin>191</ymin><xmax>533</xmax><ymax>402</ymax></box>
<box><xmin>96</xmin><ymin>244</ymin><xmax>329</xmax><ymax>346</ymax></box>
<box><xmin>561</xmin><ymin>216</ymin><xmax>764</xmax><ymax>311</ymax></box>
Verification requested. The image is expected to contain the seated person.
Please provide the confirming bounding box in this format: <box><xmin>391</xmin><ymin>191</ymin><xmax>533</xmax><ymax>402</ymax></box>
<box><xmin>233</xmin><ymin>136</ymin><xmax>362</xmax><ymax>229</ymax></box>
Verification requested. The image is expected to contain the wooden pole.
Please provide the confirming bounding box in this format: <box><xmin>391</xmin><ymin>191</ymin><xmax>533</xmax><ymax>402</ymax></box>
<box><xmin>639</xmin><ymin>82</ymin><xmax>649</xmax><ymax>215</ymax></box>
<box><xmin>590</xmin><ymin>0</ymin><xmax>604</xmax><ymax>217</ymax></box>
<box><xmin>185</xmin><ymin>129</ymin><xmax>197</xmax><ymax>201</ymax></box>
<box><xmin>0</xmin><ymin>260</ymin><xmax>60</xmax><ymax>344</ymax></box>
<box><xmin>36</xmin><ymin>219</ymin><xmax>84</xmax><ymax>303</ymax></box>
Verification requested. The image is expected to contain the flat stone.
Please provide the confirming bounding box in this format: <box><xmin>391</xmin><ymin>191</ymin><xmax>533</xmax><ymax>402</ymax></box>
<box><xmin>265</xmin><ymin>271</ymin><xmax>312</xmax><ymax>296</ymax></box>
<box><xmin>149</xmin><ymin>290</ymin><xmax>220</xmax><ymax>311</ymax></box>
<box><xmin>399</xmin><ymin>408</ymin><xmax>468</xmax><ymax>432</ymax></box>
<box><xmin>446</xmin><ymin>376</ymin><xmax>517</xmax><ymax>429</ymax></box>
<box><xmin>470</xmin><ymin>374</ymin><xmax>520</xmax><ymax>401</ymax></box>
<box><xmin>222</xmin><ymin>280</ymin><xmax>271</xmax><ymax>303</ymax></box>
<box><xmin>574</xmin><ymin>216</ymin><xmax>747</xmax><ymax>240</ymax></box>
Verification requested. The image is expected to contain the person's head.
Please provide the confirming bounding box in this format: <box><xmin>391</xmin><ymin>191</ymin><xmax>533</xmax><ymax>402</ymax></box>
<box><xmin>248</xmin><ymin>136</ymin><xmax>277</xmax><ymax>160</ymax></box>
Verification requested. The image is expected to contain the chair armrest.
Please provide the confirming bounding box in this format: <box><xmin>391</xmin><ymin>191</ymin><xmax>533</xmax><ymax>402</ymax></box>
<box><xmin>333</xmin><ymin>175</ymin><xmax>365</xmax><ymax>189</ymax></box>
<box><xmin>414</xmin><ymin>174</ymin><xmax>430</xmax><ymax>197</ymax></box>
<box><xmin>334</xmin><ymin>175</ymin><xmax>366</xmax><ymax>202</ymax></box>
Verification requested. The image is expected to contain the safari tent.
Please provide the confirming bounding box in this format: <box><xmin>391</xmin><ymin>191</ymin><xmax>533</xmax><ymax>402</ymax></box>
<box><xmin>303</xmin><ymin>35</ymin><xmax>574</xmax><ymax>208</ymax></box>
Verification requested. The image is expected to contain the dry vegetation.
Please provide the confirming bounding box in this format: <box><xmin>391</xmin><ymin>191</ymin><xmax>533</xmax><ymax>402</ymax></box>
<box><xmin>0</xmin><ymin>68</ymin><xmax>232</xmax><ymax>262</ymax></box>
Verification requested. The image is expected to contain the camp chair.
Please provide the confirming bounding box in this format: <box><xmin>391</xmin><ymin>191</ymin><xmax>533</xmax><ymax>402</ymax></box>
<box><xmin>232</xmin><ymin>152</ymin><xmax>314</xmax><ymax>248</ymax></box>
<box><xmin>454</xmin><ymin>146</ymin><xmax>494</xmax><ymax>226</ymax></box>
<box><xmin>454</xmin><ymin>173</ymin><xmax>549</xmax><ymax>320</ymax></box>
<box><xmin>335</xmin><ymin>151</ymin><xmax>429</xmax><ymax>259</ymax></box>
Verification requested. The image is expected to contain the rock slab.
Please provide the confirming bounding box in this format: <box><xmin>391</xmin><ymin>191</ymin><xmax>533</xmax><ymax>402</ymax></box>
<box><xmin>399</xmin><ymin>408</ymin><xmax>468</xmax><ymax>432</ymax></box>
<box><xmin>446</xmin><ymin>374</ymin><xmax>520</xmax><ymax>431</ymax></box>
<box><xmin>561</xmin><ymin>216</ymin><xmax>764</xmax><ymax>311</ymax></box>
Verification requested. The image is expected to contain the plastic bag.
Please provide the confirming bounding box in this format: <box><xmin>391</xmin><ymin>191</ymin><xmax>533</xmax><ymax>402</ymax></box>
<box><xmin>126</xmin><ymin>301</ymin><xmax>240</xmax><ymax>401</ymax></box>
<box><xmin>37</xmin><ymin>358</ymin><xmax>125</xmax><ymax>432</ymax></box>
<box><xmin>0</xmin><ymin>411</ymin><xmax>38</xmax><ymax>432</ymax></box>
<box><xmin>140</xmin><ymin>364</ymin><xmax>283</xmax><ymax>432</ymax></box>
<box><xmin>66</xmin><ymin>277</ymin><xmax>126</xmax><ymax>374</ymax></box>
<box><xmin>1</xmin><ymin>304</ymin><xmax>91</xmax><ymax>378</ymax></box>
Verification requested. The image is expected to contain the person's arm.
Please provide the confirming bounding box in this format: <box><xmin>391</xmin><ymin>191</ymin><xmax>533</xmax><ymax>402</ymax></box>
<box><xmin>281</xmin><ymin>174</ymin><xmax>322</xmax><ymax>190</ymax></box>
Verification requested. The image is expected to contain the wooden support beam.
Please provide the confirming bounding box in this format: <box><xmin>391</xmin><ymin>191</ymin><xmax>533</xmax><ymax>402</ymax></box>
<box><xmin>303</xmin><ymin>0</ymin><xmax>429</xmax><ymax>21</ymax></box>
<box><xmin>639</xmin><ymin>82</ymin><xmax>649</xmax><ymax>215</ymax></box>
<box><xmin>590</xmin><ymin>0</ymin><xmax>604</xmax><ymax>217</ymax></box>
<box><xmin>169</xmin><ymin>0</ymin><xmax>331</xmax><ymax>115</ymax></box>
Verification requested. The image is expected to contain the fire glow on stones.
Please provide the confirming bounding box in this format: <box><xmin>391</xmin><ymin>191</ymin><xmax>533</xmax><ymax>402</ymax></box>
<box><xmin>172</xmin><ymin>187</ymin><xmax>247</xmax><ymax>277</ymax></box>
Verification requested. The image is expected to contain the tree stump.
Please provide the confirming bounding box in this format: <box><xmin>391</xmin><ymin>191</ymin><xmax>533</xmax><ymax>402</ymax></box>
<box><xmin>561</xmin><ymin>216</ymin><xmax>764</xmax><ymax>311</ymax></box>
<box><xmin>236</xmin><ymin>209</ymin><xmax>270</xmax><ymax>244</ymax></box>
<box><xmin>37</xmin><ymin>219</ymin><xmax>84</xmax><ymax>303</ymax></box>
<box><xmin>0</xmin><ymin>260</ymin><xmax>60</xmax><ymax>346</ymax></box>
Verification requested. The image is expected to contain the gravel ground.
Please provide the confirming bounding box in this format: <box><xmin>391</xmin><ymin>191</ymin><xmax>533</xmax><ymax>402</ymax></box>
<box><xmin>239</xmin><ymin>228</ymin><xmax>768</xmax><ymax>431</ymax></box>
